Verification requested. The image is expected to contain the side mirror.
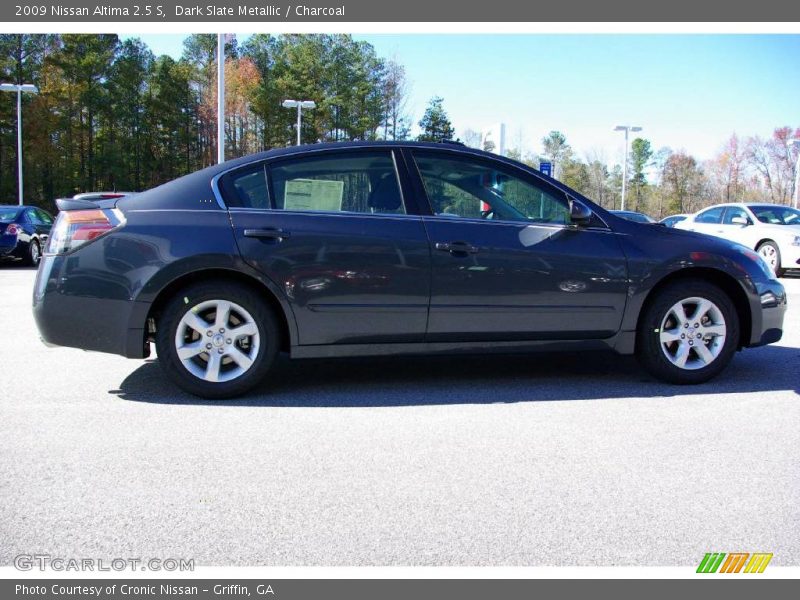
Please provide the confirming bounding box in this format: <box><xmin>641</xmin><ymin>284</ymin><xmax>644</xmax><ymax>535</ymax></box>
<box><xmin>568</xmin><ymin>198</ymin><xmax>593</xmax><ymax>227</ymax></box>
<box><xmin>730</xmin><ymin>216</ymin><xmax>749</xmax><ymax>226</ymax></box>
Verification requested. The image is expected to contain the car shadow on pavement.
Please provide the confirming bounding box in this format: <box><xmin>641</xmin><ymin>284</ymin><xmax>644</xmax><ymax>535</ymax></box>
<box><xmin>111</xmin><ymin>343</ymin><xmax>800</xmax><ymax>407</ymax></box>
<box><xmin>0</xmin><ymin>260</ymin><xmax>37</xmax><ymax>270</ymax></box>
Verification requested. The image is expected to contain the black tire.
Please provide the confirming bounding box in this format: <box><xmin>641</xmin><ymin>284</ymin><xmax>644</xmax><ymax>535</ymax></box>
<box><xmin>24</xmin><ymin>239</ymin><xmax>40</xmax><ymax>266</ymax></box>
<box><xmin>636</xmin><ymin>279</ymin><xmax>739</xmax><ymax>384</ymax></box>
<box><xmin>155</xmin><ymin>281</ymin><xmax>280</xmax><ymax>399</ymax></box>
<box><xmin>756</xmin><ymin>240</ymin><xmax>784</xmax><ymax>278</ymax></box>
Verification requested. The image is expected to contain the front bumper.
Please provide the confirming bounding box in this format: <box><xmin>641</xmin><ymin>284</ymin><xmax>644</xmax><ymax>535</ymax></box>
<box><xmin>781</xmin><ymin>243</ymin><xmax>800</xmax><ymax>270</ymax></box>
<box><xmin>746</xmin><ymin>279</ymin><xmax>787</xmax><ymax>347</ymax></box>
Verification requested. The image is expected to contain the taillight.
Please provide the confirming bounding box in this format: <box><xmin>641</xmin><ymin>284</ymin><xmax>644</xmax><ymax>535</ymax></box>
<box><xmin>3</xmin><ymin>224</ymin><xmax>21</xmax><ymax>236</ymax></box>
<box><xmin>46</xmin><ymin>208</ymin><xmax>125</xmax><ymax>254</ymax></box>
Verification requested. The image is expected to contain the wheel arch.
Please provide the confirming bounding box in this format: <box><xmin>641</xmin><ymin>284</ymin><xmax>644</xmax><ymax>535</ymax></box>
<box><xmin>755</xmin><ymin>238</ymin><xmax>777</xmax><ymax>250</ymax></box>
<box><xmin>144</xmin><ymin>268</ymin><xmax>294</xmax><ymax>354</ymax></box>
<box><xmin>635</xmin><ymin>267</ymin><xmax>752</xmax><ymax>350</ymax></box>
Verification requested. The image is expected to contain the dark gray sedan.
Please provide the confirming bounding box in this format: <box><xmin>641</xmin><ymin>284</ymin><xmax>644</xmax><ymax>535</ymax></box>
<box><xmin>33</xmin><ymin>142</ymin><xmax>787</xmax><ymax>398</ymax></box>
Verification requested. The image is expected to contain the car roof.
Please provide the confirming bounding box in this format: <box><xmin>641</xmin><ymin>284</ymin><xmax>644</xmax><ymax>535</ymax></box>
<box><xmin>699</xmin><ymin>202</ymin><xmax>794</xmax><ymax>210</ymax></box>
<box><xmin>201</xmin><ymin>140</ymin><xmax>531</xmax><ymax>178</ymax></box>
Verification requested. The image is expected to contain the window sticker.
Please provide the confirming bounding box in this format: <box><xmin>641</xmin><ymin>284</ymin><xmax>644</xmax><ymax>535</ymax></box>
<box><xmin>283</xmin><ymin>179</ymin><xmax>344</xmax><ymax>212</ymax></box>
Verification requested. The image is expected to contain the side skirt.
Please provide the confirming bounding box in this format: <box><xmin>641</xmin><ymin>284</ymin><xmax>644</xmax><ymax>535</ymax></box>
<box><xmin>291</xmin><ymin>335</ymin><xmax>629</xmax><ymax>360</ymax></box>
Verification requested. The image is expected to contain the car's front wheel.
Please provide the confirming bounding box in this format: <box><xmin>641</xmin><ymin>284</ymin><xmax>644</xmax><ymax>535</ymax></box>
<box><xmin>637</xmin><ymin>280</ymin><xmax>739</xmax><ymax>384</ymax></box>
<box><xmin>756</xmin><ymin>240</ymin><xmax>784</xmax><ymax>277</ymax></box>
<box><xmin>155</xmin><ymin>281</ymin><xmax>279</xmax><ymax>398</ymax></box>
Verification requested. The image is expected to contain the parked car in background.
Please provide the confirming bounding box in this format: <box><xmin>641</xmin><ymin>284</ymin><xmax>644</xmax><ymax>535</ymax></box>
<box><xmin>33</xmin><ymin>142</ymin><xmax>786</xmax><ymax>398</ymax></box>
<box><xmin>659</xmin><ymin>214</ymin><xmax>688</xmax><ymax>228</ymax></box>
<box><xmin>610</xmin><ymin>210</ymin><xmax>656</xmax><ymax>224</ymax></box>
<box><xmin>0</xmin><ymin>205</ymin><xmax>54</xmax><ymax>266</ymax></box>
<box><xmin>675</xmin><ymin>203</ymin><xmax>800</xmax><ymax>276</ymax></box>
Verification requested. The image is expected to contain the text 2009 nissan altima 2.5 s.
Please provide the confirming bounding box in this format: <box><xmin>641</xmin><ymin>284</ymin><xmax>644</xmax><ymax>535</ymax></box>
<box><xmin>33</xmin><ymin>141</ymin><xmax>787</xmax><ymax>399</ymax></box>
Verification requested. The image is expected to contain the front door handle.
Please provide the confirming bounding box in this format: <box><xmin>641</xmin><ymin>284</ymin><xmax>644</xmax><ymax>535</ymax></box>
<box><xmin>435</xmin><ymin>241</ymin><xmax>479</xmax><ymax>255</ymax></box>
<box><xmin>243</xmin><ymin>228</ymin><xmax>291</xmax><ymax>241</ymax></box>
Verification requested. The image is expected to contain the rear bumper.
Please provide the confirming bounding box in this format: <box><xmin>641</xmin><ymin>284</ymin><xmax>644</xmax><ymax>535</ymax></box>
<box><xmin>32</xmin><ymin>254</ymin><xmax>149</xmax><ymax>358</ymax></box>
<box><xmin>0</xmin><ymin>239</ymin><xmax>19</xmax><ymax>256</ymax></box>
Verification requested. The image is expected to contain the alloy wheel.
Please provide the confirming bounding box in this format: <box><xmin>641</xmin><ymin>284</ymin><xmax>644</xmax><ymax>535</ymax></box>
<box><xmin>757</xmin><ymin>243</ymin><xmax>779</xmax><ymax>272</ymax></box>
<box><xmin>658</xmin><ymin>296</ymin><xmax>727</xmax><ymax>370</ymax></box>
<box><xmin>174</xmin><ymin>299</ymin><xmax>260</xmax><ymax>383</ymax></box>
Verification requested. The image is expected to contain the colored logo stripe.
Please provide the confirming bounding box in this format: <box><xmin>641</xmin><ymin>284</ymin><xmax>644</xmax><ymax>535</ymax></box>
<box><xmin>697</xmin><ymin>552</ymin><xmax>773</xmax><ymax>573</ymax></box>
<box><xmin>744</xmin><ymin>553</ymin><xmax>773</xmax><ymax>573</ymax></box>
<box><xmin>697</xmin><ymin>553</ymin><xmax>726</xmax><ymax>573</ymax></box>
<box><xmin>719</xmin><ymin>553</ymin><xmax>749</xmax><ymax>573</ymax></box>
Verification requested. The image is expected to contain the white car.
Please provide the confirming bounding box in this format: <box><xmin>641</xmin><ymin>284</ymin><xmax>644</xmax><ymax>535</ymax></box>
<box><xmin>675</xmin><ymin>203</ymin><xmax>800</xmax><ymax>276</ymax></box>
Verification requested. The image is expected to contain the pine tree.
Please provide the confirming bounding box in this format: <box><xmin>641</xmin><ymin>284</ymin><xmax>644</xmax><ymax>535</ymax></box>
<box><xmin>417</xmin><ymin>96</ymin><xmax>454</xmax><ymax>142</ymax></box>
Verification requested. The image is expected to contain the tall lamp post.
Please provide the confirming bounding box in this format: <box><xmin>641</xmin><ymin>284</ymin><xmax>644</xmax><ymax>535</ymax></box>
<box><xmin>217</xmin><ymin>33</ymin><xmax>226</xmax><ymax>164</ymax></box>
<box><xmin>0</xmin><ymin>83</ymin><xmax>38</xmax><ymax>205</ymax></box>
<box><xmin>614</xmin><ymin>124</ymin><xmax>642</xmax><ymax>211</ymax></box>
<box><xmin>282</xmin><ymin>99</ymin><xmax>316</xmax><ymax>145</ymax></box>
<box><xmin>789</xmin><ymin>138</ymin><xmax>800</xmax><ymax>209</ymax></box>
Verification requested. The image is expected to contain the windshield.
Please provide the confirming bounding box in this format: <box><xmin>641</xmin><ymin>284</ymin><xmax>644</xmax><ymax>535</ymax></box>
<box><xmin>0</xmin><ymin>208</ymin><xmax>21</xmax><ymax>222</ymax></box>
<box><xmin>748</xmin><ymin>205</ymin><xmax>800</xmax><ymax>225</ymax></box>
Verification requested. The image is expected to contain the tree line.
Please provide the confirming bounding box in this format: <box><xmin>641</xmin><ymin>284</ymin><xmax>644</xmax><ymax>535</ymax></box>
<box><xmin>1</xmin><ymin>33</ymin><xmax>797</xmax><ymax>218</ymax></box>
<box><xmin>465</xmin><ymin>126</ymin><xmax>799</xmax><ymax>218</ymax></box>
<box><xmin>0</xmin><ymin>33</ymin><xmax>413</xmax><ymax>209</ymax></box>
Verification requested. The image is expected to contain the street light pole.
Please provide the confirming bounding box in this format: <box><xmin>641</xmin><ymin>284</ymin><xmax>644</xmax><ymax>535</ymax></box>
<box><xmin>282</xmin><ymin>99</ymin><xmax>317</xmax><ymax>145</ymax></box>
<box><xmin>614</xmin><ymin>124</ymin><xmax>642</xmax><ymax>211</ymax></box>
<box><xmin>0</xmin><ymin>83</ymin><xmax>38</xmax><ymax>205</ymax></box>
<box><xmin>789</xmin><ymin>138</ymin><xmax>800</xmax><ymax>209</ymax></box>
<box><xmin>217</xmin><ymin>33</ymin><xmax>225</xmax><ymax>164</ymax></box>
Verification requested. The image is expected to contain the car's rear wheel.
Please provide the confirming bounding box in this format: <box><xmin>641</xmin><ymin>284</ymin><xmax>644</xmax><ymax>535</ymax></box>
<box><xmin>756</xmin><ymin>240</ymin><xmax>784</xmax><ymax>277</ymax></box>
<box><xmin>155</xmin><ymin>281</ymin><xmax>279</xmax><ymax>399</ymax></box>
<box><xmin>24</xmin><ymin>239</ymin><xmax>40</xmax><ymax>266</ymax></box>
<box><xmin>637</xmin><ymin>280</ymin><xmax>739</xmax><ymax>384</ymax></box>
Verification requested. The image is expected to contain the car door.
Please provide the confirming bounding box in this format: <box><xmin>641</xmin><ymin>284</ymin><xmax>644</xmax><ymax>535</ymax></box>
<box><xmin>407</xmin><ymin>149</ymin><xmax>629</xmax><ymax>341</ymax></box>
<box><xmin>32</xmin><ymin>208</ymin><xmax>53</xmax><ymax>247</ymax></box>
<box><xmin>716</xmin><ymin>206</ymin><xmax>753</xmax><ymax>245</ymax></box>
<box><xmin>683</xmin><ymin>206</ymin><xmax>725</xmax><ymax>236</ymax></box>
<box><xmin>16</xmin><ymin>209</ymin><xmax>34</xmax><ymax>246</ymax></box>
<box><xmin>221</xmin><ymin>149</ymin><xmax>431</xmax><ymax>346</ymax></box>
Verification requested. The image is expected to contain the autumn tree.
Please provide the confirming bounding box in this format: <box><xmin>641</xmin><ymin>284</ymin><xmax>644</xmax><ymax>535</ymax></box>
<box><xmin>381</xmin><ymin>59</ymin><xmax>411</xmax><ymax>141</ymax></box>
<box><xmin>661</xmin><ymin>151</ymin><xmax>705</xmax><ymax>214</ymax></box>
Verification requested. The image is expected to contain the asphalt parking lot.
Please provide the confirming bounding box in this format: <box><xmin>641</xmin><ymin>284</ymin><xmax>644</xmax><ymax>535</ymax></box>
<box><xmin>1</xmin><ymin>263</ymin><xmax>798</xmax><ymax>567</ymax></box>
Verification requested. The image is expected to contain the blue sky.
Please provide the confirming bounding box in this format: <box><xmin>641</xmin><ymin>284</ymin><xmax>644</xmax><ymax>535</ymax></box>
<box><xmin>129</xmin><ymin>34</ymin><xmax>800</xmax><ymax>163</ymax></box>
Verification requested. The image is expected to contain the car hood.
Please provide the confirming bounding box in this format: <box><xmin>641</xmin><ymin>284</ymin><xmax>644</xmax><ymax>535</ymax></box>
<box><xmin>651</xmin><ymin>221</ymin><xmax>758</xmax><ymax>251</ymax></box>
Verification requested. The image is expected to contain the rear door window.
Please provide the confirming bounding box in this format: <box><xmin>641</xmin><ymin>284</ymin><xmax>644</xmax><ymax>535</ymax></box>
<box><xmin>269</xmin><ymin>151</ymin><xmax>405</xmax><ymax>215</ymax></box>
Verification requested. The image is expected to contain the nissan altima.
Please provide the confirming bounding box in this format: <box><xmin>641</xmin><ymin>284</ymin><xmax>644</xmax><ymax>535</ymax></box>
<box><xmin>33</xmin><ymin>142</ymin><xmax>787</xmax><ymax>398</ymax></box>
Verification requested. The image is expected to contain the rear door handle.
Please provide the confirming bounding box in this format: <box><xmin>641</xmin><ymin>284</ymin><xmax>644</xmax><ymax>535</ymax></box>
<box><xmin>435</xmin><ymin>241</ymin><xmax>478</xmax><ymax>255</ymax></box>
<box><xmin>243</xmin><ymin>228</ymin><xmax>291</xmax><ymax>241</ymax></box>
